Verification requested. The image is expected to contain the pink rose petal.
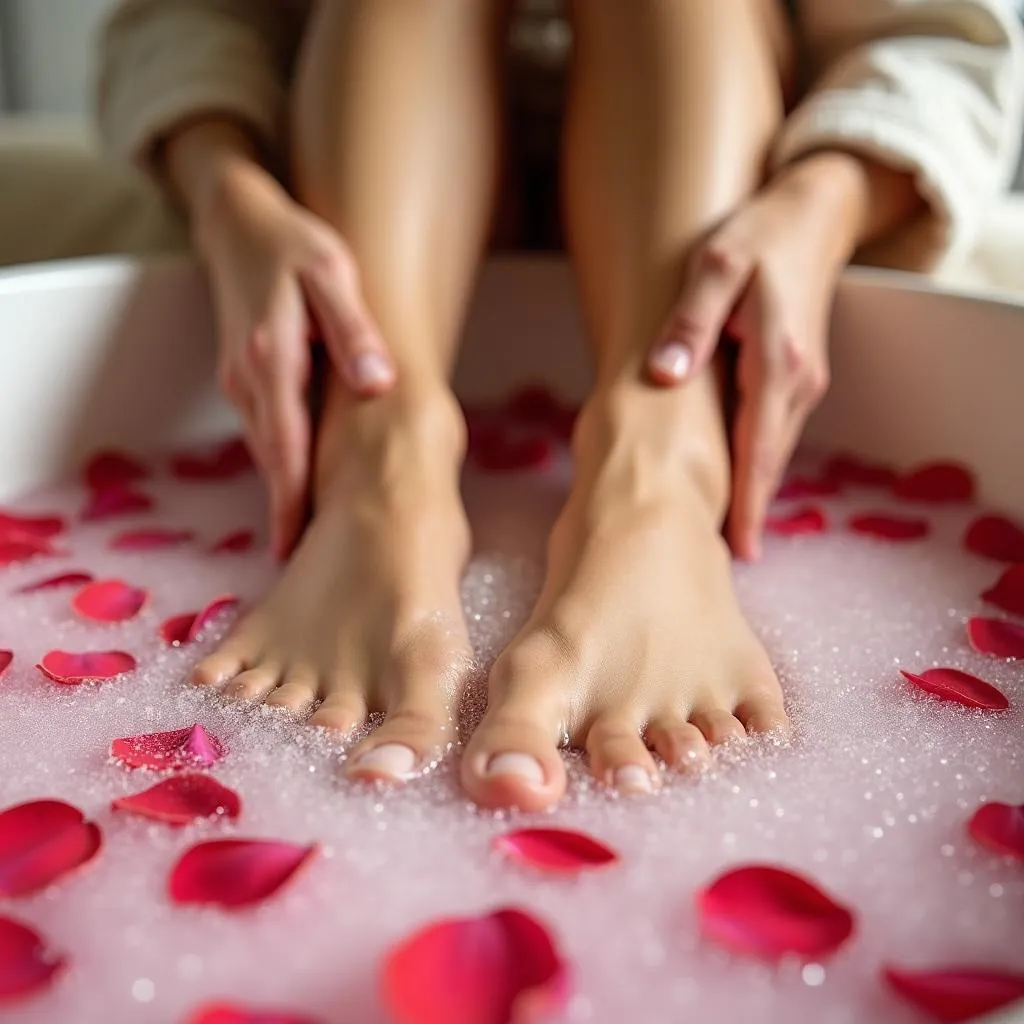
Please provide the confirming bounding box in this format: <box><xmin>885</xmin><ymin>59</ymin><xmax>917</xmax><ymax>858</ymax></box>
<box><xmin>0</xmin><ymin>511</ymin><xmax>65</xmax><ymax>542</ymax></box>
<box><xmin>186</xmin><ymin>1002</ymin><xmax>323</xmax><ymax>1024</ymax></box>
<box><xmin>494</xmin><ymin>828</ymin><xmax>620</xmax><ymax>875</ymax></box>
<box><xmin>848</xmin><ymin>513</ymin><xmax>930</xmax><ymax>542</ymax></box>
<box><xmin>967</xmin><ymin>618</ymin><xmax>1024</xmax><ymax>659</ymax></box>
<box><xmin>0</xmin><ymin>800</ymin><xmax>102</xmax><ymax>897</ymax></box>
<box><xmin>171</xmin><ymin>439</ymin><xmax>254</xmax><ymax>482</ymax></box>
<box><xmin>0</xmin><ymin>915</ymin><xmax>66</xmax><ymax>1004</ymax></box>
<box><xmin>0</xmin><ymin>652</ymin><xmax>10</xmax><ymax>679</ymax></box>
<box><xmin>168</xmin><ymin>839</ymin><xmax>317</xmax><ymax>908</ymax></box>
<box><xmin>159</xmin><ymin>596</ymin><xmax>239</xmax><ymax>646</ymax></box>
<box><xmin>382</xmin><ymin>906</ymin><xmax>571</xmax><ymax>1024</ymax></box>
<box><xmin>900</xmin><ymin>668</ymin><xmax>1009</xmax><ymax>711</ymax></box>
<box><xmin>967</xmin><ymin>802</ymin><xmax>1024</xmax><ymax>860</ymax></box>
<box><xmin>112</xmin><ymin>774</ymin><xmax>241</xmax><ymax>826</ymax></box>
<box><xmin>765</xmin><ymin>506</ymin><xmax>828</xmax><ymax>537</ymax></box>
<box><xmin>16</xmin><ymin>571</ymin><xmax>94</xmax><ymax>594</ymax></box>
<box><xmin>0</xmin><ymin>537</ymin><xmax>54</xmax><ymax>568</ymax></box>
<box><xmin>83</xmin><ymin>450</ymin><xmax>149</xmax><ymax>491</ymax></box>
<box><xmin>775</xmin><ymin>476</ymin><xmax>842</xmax><ymax>501</ymax></box>
<box><xmin>109</xmin><ymin>528</ymin><xmax>194</xmax><ymax>552</ymax></box>
<box><xmin>883</xmin><ymin>965</ymin><xmax>1024</xmax><ymax>1023</ymax></box>
<box><xmin>209</xmin><ymin>529</ymin><xmax>256</xmax><ymax>555</ymax></box>
<box><xmin>893</xmin><ymin>461</ymin><xmax>975</xmax><ymax>504</ymax></box>
<box><xmin>964</xmin><ymin>515</ymin><xmax>1024</xmax><ymax>564</ymax></box>
<box><xmin>110</xmin><ymin>723</ymin><xmax>225</xmax><ymax>770</ymax></box>
<box><xmin>981</xmin><ymin>565</ymin><xmax>1024</xmax><ymax>618</ymax></box>
<box><xmin>37</xmin><ymin>650</ymin><xmax>137</xmax><ymax>685</ymax></box>
<box><xmin>80</xmin><ymin>485</ymin><xmax>154</xmax><ymax>522</ymax></box>
<box><xmin>71</xmin><ymin>579</ymin><xmax>148</xmax><ymax>624</ymax></box>
<box><xmin>696</xmin><ymin>864</ymin><xmax>855</xmax><ymax>960</ymax></box>
<box><xmin>472</xmin><ymin>427</ymin><xmax>553</xmax><ymax>474</ymax></box>
<box><xmin>823</xmin><ymin>453</ymin><xmax>897</xmax><ymax>489</ymax></box>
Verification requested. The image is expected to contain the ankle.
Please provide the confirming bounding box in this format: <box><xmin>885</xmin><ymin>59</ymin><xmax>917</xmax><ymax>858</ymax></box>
<box><xmin>572</xmin><ymin>385</ymin><xmax>730</xmax><ymax>521</ymax></box>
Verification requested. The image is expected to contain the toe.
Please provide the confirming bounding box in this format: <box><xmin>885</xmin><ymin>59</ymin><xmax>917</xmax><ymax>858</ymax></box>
<box><xmin>347</xmin><ymin>703</ymin><xmax>454</xmax><ymax>783</ymax></box>
<box><xmin>190</xmin><ymin>647</ymin><xmax>249</xmax><ymax>687</ymax></box>
<box><xmin>307</xmin><ymin>687</ymin><xmax>369</xmax><ymax>732</ymax></box>
<box><xmin>265</xmin><ymin>668</ymin><xmax>319</xmax><ymax>712</ymax></box>
<box><xmin>222</xmin><ymin>664</ymin><xmax>283</xmax><ymax>701</ymax></box>
<box><xmin>734</xmin><ymin>692</ymin><xmax>791</xmax><ymax>736</ymax></box>
<box><xmin>585</xmin><ymin>714</ymin><xmax>660</xmax><ymax>793</ymax></box>
<box><xmin>646</xmin><ymin>714</ymin><xmax>710</xmax><ymax>772</ymax></box>
<box><xmin>690</xmin><ymin>707</ymin><xmax>747</xmax><ymax>745</ymax></box>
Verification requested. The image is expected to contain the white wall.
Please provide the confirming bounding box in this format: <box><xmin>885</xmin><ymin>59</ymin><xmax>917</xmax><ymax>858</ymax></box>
<box><xmin>2</xmin><ymin>0</ymin><xmax>118</xmax><ymax>113</ymax></box>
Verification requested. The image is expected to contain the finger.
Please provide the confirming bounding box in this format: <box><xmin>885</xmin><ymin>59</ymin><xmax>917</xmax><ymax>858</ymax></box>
<box><xmin>247</xmin><ymin>289</ymin><xmax>313</xmax><ymax>560</ymax></box>
<box><xmin>727</xmin><ymin>292</ymin><xmax>795</xmax><ymax>562</ymax></box>
<box><xmin>301</xmin><ymin>250</ymin><xmax>396</xmax><ymax>396</ymax></box>
<box><xmin>648</xmin><ymin>238</ymin><xmax>752</xmax><ymax>387</ymax></box>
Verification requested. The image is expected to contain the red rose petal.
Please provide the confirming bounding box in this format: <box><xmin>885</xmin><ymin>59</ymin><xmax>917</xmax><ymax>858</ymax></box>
<box><xmin>83</xmin><ymin>450</ymin><xmax>149</xmax><ymax>491</ymax></box>
<box><xmin>504</xmin><ymin>384</ymin><xmax>562</xmax><ymax>424</ymax></box>
<box><xmin>16</xmin><ymin>571</ymin><xmax>95</xmax><ymax>594</ymax></box>
<box><xmin>494</xmin><ymin>828</ymin><xmax>620</xmax><ymax>875</ymax></box>
<box><xmin>0</xmin><ymin>800</ymin><xmax>102</xmax><ymax>897</ymax></box>
<box><xmin>110</xmin><ymin>723</ymin><xmax>225</xmax><ymax>770</ymax></box>
<box><xmin>848</xmin><ymin>513</ymin><xmax>930</xmax><ymax>542</ymax></box>
<box><xmin>71</xmin><ymin>579</ymin><xmax>148</xmax><ymax>624</ymax></box>
<box><xmin>186</xmin><ymin>1002</ymin><xmax>323</xmax><ymax>1024</ymax></box>
<box><xmin>823</xmin><ymin>453</ymin><xmax>897</xmax><ymax>489</ymax></box>
<box><xmin>893</xmin><ymin>461</ymin><xmax>975</xmax><ymax>504</ymax></box>
<box><xmin>981</xmin><ymin>565</ymin><xmax>1024</xmax><ymax>618</ymax></box>
<box><xmin>775</xmin><ymin>476</ymin><xmax>842</xmax><ymax>501</ymax></box>
<box><xmin>696</xmin><ymin>864</ymin><xmax>855</xmax><ymax>960</ymax></box>
<box><xmin>473</xmin><ymin>427</ymin><xmax>553</xmax><ymax>473</ymax></box>
<box><xmin>209</xmin><ymin>529</ymin><xmax>256</xmax><ymax>555</ymax></box>
<box><xmin>109</xmin><ymin>528</ymin><xmax>194</xmax><ymax>552</ymax></box>
<box><xmin>0</xmin><ymin>511</ymin><xmax>65</xmax><ymax>542</ymax></box>
<box><xmin>967</xmin><ymin>802</ymin><xmax>1024</xmax><ymax>860</ymax></box>
<box><xmin>967</xmin><ymin>618</ymin><xmax>1024</xmax><ymax>659</ymax></box>
<box><xmin>965</xmin><ymin>515</ymin><xmax>1024</xmax><ymax>564</ymax></box>
<box><xmin>0</xmin><ymin>915</ymin><xmax>66</xmax><ymax>1003</ymax></box>
<box><xmin>883</xmin><ymin>965</ymin><xmax>1024</xmax><ymax>1023</ymax></box>
<box><xmin>900</xmin><ymin>668</ymin><xmax>1009</xmax><ymax>711</ymax></box>
<box><xmin>37</xmin><ymin>650</ymin><xmax>137</xmax><ymax>685</ymax></box>
<box><xmin>0</xmin><ymin>652</ymin><xmax>10</xmax><ymax>679</ymax></box>
<box><xmin>159</xmin><ymin>596</ymin><xmax>239</xmax><ymax>646</ymax></box>
<box><xmin>382</xmin><ymin>906</ymin><xmax>570</xmax><ymax>1024</ymax></box>
<box><xmin>168</xmin><ymin>839</ymin><xmax>317</xmax><ymax>908</ymax></box>
<box><xmin>171</xmin><ymin>439</ymin><xmax>254</xmax><ymax>482</ymax></box>
<box><xmin>112</xmin><ymin>774</ymin><xmax>241</xmax><ymax>826</ymax></box>
<box><xmin>765</xmin><ymin>506</ymin><xmax>828</xmax><ymax>537</ymax></box>
<box><xmin>81</xmin><ymin>485</ymin><xmax>154</xmax><ymax>522</ymax></box>
<box><xmin>0</xmin><ymin>537</ymin><xmax>54</xmax><ymax>567</ymax></box>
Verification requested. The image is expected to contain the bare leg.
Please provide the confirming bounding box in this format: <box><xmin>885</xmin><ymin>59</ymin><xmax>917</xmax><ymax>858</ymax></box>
<box><xmin>463</xmin><ymin>0</ymin><xmax>791</xmax><ymax>809</ymax></box>
<box><xmin>193</xmin><ymin>0</ymin><xmax>509</xmax><ymax>781</ymax></box>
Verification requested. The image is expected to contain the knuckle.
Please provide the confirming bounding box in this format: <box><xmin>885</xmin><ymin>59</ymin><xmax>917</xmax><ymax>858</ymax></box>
<box><xmin>244</xmin><ymin>324</ymin><xmax>276</xmax><ymax>367</ymax></box>
<box><xmin>700</xmin><ymin>237</ymin><xmax>744</xmax><ymax>278</ymax></box>
<box><xmin>310</xmin><ymin>241</ymin><xmax>357</xmax><ymax>287</ymax></box>
<box><xmin>804</xmin><ymin>360</ymin><xmax>831</xmax><ymax>402</ymax></box>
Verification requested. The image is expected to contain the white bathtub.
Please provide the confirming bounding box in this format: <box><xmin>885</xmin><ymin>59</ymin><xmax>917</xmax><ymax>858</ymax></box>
<box><xmin>0</xmin><ymin>256</ymin><xmax>1021</xmax><ymax>1024</ymax></box>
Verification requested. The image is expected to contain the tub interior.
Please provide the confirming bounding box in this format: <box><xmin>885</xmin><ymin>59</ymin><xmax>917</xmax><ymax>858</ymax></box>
<box><xmin>0</xmin><ymin>257</ymin><xmax>1021</xmax><ymax>1024</ymax></box>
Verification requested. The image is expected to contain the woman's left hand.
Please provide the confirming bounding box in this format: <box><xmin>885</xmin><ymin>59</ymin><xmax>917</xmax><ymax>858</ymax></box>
<box><xmin>646</xmin><ymin>154</ymin><xmax>863</xmax><ymax>561</ymax></box>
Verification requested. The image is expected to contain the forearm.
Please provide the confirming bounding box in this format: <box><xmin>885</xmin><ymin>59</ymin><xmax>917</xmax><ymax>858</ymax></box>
<box><xmin>771</xmin><ymin>150</ymin><xmax>925</xmax><ymax>265</ymax></box>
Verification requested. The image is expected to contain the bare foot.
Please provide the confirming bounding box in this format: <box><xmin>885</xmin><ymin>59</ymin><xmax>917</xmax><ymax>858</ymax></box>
<box><xmin>192</xmin><ymin>391</ymin><xmax>474</xmax><ymax>782</ymax></box>
<box><xmin>461</xmin><ymin>396</ymin><xmax>789</xmax><ymax>810</ymax></box>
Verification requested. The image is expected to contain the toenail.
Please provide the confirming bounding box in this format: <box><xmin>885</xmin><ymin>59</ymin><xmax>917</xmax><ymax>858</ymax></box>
<box><xmin>485</xmin><ymin>753</ymin><xmax>545</xmax><ymax>786</ymax></box>
<box><xmin>613</xmin><ymin>765</ymin><xmax>655</xmax><ymax>793</ymax></box>
<box><xmin>350</xmin><ymin>743</ymin><xmax>418</xmax><ymax>780</ymax></box>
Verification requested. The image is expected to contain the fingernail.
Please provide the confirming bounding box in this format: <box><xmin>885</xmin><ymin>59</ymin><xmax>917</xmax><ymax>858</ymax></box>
<box><xmin>350</xmin><ymin>352</ymin><xmax>394</xmax><ymax>388</ymax></box>
<box><xmin>485</xmin><ymin>752</ymin><xmax>545</xmax><ymax>786</ymax></box>
<box><xmin>650</xmin><ymin>342</ymin><xmax>692</xmax><ymax>380</ymax></box>
<box><xmin>613</xmin><ymin>765</ymin><xmax>655</xmax><ymax>793</ymax></box>
<box><xmin>350</xmin><ymin>743</ymin><xmax>418</xmax><ymax>780</ymax></box>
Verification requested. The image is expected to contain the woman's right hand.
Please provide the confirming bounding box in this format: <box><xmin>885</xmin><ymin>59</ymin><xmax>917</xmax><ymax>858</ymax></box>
<box><xmin>168</xmin><ymin>122</ymin><xmax>395</xmax><ymax>559</ymax></box>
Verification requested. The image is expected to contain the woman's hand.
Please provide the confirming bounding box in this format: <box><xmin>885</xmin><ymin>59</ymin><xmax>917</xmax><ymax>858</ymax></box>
<box><xmin>646</xmin><ymin>152</ymin><xmax>922</xmax><ymax>561</ymax></box>
<box><xmin>166</xmin><ymin>120</ymin><xmax>395</xmax><ymax>559</ymax></box>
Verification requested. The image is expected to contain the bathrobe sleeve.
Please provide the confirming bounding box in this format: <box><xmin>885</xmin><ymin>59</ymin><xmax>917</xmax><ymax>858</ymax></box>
<box><xmin>776</xmin><ymin>0</ymin><xmax>1024</xmax><ymax>268</ymax></box>
<box><xmin>96</xmin><ymin>0</ymin><xmax>307</xmax><ymax>175</ymax></box>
